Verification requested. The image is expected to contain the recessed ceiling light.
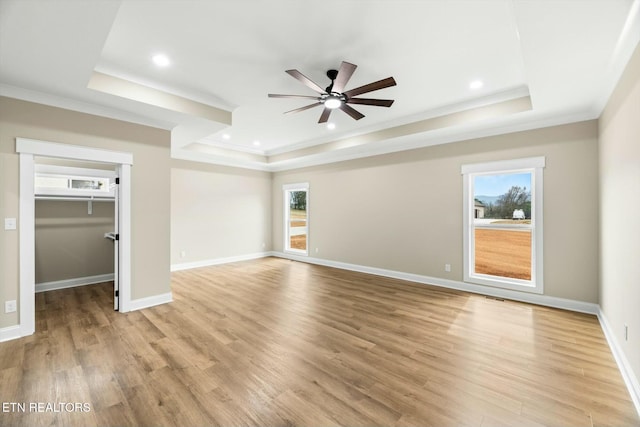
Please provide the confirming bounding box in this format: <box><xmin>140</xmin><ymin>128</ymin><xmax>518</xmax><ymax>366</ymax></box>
<box><xmin>253</xmin><ymin>140</ymin><xmax>261</xmax><ymax>146</ymax></box>
<box><xmin>152</xmin><ymin>54</ymin><xmax>171</xmax><ymax>67</ymax></box>
<box><xmin>327</xmin><ymin>123</ymin><xmax>336</xmax><ymax>130</ymax></box>
<box><xmin>222</xmin><ymin>133</ymin><xmax>230</xmax><ymax>140</ymax></box>
<box><xmin>469</xmin><ymin>80</ymin><xmax>484</xmax><ymax>90</ymax></box>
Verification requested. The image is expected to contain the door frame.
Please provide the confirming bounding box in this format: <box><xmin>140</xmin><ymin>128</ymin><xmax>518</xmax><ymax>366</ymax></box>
<box><xmin>16</xmin><ymin>138</ymin><xmax>133</xmax><ymax>337</ymax></box>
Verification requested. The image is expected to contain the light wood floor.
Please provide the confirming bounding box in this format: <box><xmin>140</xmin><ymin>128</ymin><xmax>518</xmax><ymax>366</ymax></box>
<box><xmin>1</xmin><ymin>257</ymin><xmax>638</xmax><ymax>426</ymax></box>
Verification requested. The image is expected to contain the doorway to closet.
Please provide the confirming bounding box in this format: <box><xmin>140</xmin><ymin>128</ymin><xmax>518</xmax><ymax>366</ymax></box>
<box><xmin>16</xmin><ymin>138</ymin><xmax>132</xmax><ymax>338</ymax></box>
<box><xmin>34</xmin><ymin>160</ymin><xmax>120</xmax><ymax>310</ymax></box>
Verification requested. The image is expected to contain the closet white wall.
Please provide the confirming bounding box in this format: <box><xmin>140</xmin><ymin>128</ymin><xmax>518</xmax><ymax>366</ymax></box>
<box><xmin>35</xmin><ymin>200</ymin><xmax>115</xmax><ymax>292</ymax></box>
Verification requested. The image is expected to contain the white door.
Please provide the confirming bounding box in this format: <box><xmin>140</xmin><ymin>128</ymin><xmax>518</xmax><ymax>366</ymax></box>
<box><xmin>113</xmin><ymin>176</ymin><xmax>120</xmax><ymax>311</ymax></box>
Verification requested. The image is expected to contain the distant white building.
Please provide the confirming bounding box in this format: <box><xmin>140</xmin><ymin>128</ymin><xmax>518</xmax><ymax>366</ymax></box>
<box><xmin>474</xmin><ymin>200</ymin><xmax>485</xmax><ymax>218</ymax></box>
<box><xmin>513</xmin><ymin>209</ymin><xmax>525</xmax><ymax>220</ymax></box>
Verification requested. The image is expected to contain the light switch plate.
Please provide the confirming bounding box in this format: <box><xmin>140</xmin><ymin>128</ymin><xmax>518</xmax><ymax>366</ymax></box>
<box><xmin>5</xmin><ymin>300</ymin><xmax>16</xmax><ymax>313</ymax></box>
<box><xmin>4</xmin><ymin>218</ymin><xmax>17</xmax><ymax>230</ymax></box>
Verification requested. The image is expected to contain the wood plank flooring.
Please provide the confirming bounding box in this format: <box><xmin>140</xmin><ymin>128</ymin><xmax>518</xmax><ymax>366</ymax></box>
<box><xmin>0</xmin><ymin>257</ymin><xmax>638</xmax><ymax>426</ymax></box>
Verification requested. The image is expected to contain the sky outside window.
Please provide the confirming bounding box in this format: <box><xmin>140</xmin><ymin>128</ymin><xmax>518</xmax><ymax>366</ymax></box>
<box><xmin>474</xmin><ymin>173</ymin><xmax>531</xmax><ymax>196</ymax></box>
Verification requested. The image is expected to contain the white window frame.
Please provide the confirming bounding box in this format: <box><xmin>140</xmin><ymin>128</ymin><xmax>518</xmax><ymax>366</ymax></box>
<box><xmin>283</xmin><ymin>182</ymin><xmax>309</xmax><ymax>256</ymax></box>
<box><xmin>462</xmin><ymin>157</ymin><xmax>545</xmax><ymax>294</ymax></box>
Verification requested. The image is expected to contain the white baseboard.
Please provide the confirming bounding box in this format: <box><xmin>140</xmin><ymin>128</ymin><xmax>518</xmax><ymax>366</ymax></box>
<box><xmin>273</xmin><ymin>252</ymin><xmax>640</xmax><ymax>412</ymax></box>
<box><xmin>171</xmin><ymin>250</ymin><xmax>599</xmax><ymax>314</ymax></box>
<box><xmin>129</xmin><ymin>292</ymin><xmax>173</xmax><ymax>312</ymax></box>
<box><xmin>6</xmin><ymin>252</ymin><xmax>639</xmax><ymax>416</ymax></box>
<box><xmin>170</xmin><ymin>251</ymin><xmax>271</xmax><ymax>272</ymax></box>
<box><xmin>272</xmin><ymin>251</ymin><xmax>599</xmax><ymax>315</ymax></box>
<box><xmin>35</xmin><ymin>273</ymin><xmax>115</xmax><ymax>293</ymax></box>
<box><xmin>0</xmin><ymin>325</ymin><xmax>22</xmax><ymax>343</ymax></box>
<box><xmin>0</xmin><ymin>291</ymin><xmax>173</xmax><ymax>342</ymax></box>
<box><xmin>136</xmin><ymin>250</ymin><xmax>639</xmax><ymax>414</ymax></box>
<box><xmin>598</xmin><ymin>308</ymin><xmax>640</xmax><ymax>416</ymax></box>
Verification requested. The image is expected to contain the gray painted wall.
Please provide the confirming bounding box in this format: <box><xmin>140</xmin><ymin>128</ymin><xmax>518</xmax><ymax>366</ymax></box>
<box><xmin>35</xmin><ymin>200</ymin><xmax>114</xmax><ymax>284</ymax></box>
<box><xmin>273</xmin><ymin>120</ymin><xmax>600</xmax><ymax>304</ymax></box>
<box><xmin>599</xmin><ymin>42</ymin><xmax>640</xmax><ymax>395</ymax></box>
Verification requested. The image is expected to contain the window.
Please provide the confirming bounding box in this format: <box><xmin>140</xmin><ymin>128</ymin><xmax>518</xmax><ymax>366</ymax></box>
<box><xmin>462</xmin><ymin>157</ymin><xmax>544</xmax><ymax>293</ymax></box>
<box><xmin>283</xmin><ymin>183</ymin><xmax>309</xmax><ymax>255</ymax></box>
<box><xmin>34</xmin><ymin>164</ymin><xmax>115</xmax><ymax>199</ymax></box>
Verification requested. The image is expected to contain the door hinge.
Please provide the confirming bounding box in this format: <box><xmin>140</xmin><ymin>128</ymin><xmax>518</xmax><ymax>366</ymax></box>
<box><xmin>115</xmin><ymin>177</ymin><xmax>120</xmax><ymax>184</ymax></box>
<box><xmin>115</xmin><ymin>290</ymin><xmax>119</xmax><ymax>297</ymax></box>
<box><xmin>115</xmin><ymin>234</ymin><xmax>119</xmax><ymax>241</ymax></box>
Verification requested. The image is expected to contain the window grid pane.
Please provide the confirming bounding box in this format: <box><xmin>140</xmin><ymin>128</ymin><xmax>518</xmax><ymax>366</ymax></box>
<box><xmin>474</xmin><ymin>228</ymin><xmax>532</xmax><ymax>280</ymax></box>
<box><xmin>284</xmin><ymin>186</ymin><xmax>308</xmax><ymax>255</ymax></box>
<box><xmin>289</xmin><ymin>191</ymin><xmax>307</xmax><ymax>251</ymax></box>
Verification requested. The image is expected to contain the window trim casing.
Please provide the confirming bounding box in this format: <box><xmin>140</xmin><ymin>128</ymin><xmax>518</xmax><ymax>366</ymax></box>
<box><xmin>283</xmin><ymin>182</ymin><xmax>309</xmax><ymax>256</ymax></box>
<box><xmin>462</xmin><ymin>156</ymin><xmax>545</xmax><ymax>294</ymax></box>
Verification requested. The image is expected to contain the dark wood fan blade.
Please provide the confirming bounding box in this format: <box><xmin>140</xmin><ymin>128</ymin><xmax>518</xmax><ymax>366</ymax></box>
<box><xmin>285</xmin><ymin>69</ymin><xmax>326</xmax><ymax>94</ymax></box>
<box><xmin>339</xmin><ymin>103</ymin><xmax>365</xmax><ymax>120</ymax></box>
<box><xmin>269</xmin><ymin>94</ymin><xmax>321</xmax><ymax>100</ymax></box>
<box><xmin>284</xmin><ymin>102</ymin><xmax>322</xmax><ymax>114</ymax></box>
<box><xmin>343</xmin><ymin>77</ymin><xmax>397</xmax><ymax>98</ymax></box>
<box><xmin>346</xmin><ymin>98</ymin><xmax>394</xmax><ymax>107</ymax></box>
<box><xmin>318</xmin><ymin>108</ymin><xmax>332</xmax><ymax>123</ymax></box>
<box><xmin>332</xmin><ymin>61</ymin><xmax>357</xmax><ymax>93</ymax></box>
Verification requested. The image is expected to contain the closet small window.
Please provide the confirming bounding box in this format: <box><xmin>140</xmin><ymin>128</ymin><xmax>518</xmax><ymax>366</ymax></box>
<box><xmin>35</xmin><ymin>165</ymin><xmax>115</xmax><ymax>199</ymax></box>
<box><xmin>70</xmin><ymin>178</ymin><xmax>106</xmax><ymax>190</ymax></box>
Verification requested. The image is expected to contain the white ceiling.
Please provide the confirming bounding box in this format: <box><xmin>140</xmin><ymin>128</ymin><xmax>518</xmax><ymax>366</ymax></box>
<box><xmin>1</xmin><ymin>0</ymin><xmax>639</xmax><ymax>170</ymax></box>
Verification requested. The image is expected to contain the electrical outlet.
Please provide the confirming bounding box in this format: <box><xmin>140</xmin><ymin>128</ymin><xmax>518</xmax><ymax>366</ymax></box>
<box><xmin>4</xmin><ymin>218</ymin><xmax>16</xmax><ymax>230</ymax></box>
<box><xmin>445</xmin><ymin>264</ymin><xmax>451</xmax><ymax>272</ymax></box>
<box><xmin>315</xmin><ymin>248</ymin><xmax>319</xmax><ymax>254</ymax></box>
<box><xmin>5</xmin><ymin>300</ymin><xmax>16</xmax><ymax>313</ymax></box>
<box><xmin>180</xmin><ymin>250</ymin><xmax>186</xmax><ymax>258</ymax></box>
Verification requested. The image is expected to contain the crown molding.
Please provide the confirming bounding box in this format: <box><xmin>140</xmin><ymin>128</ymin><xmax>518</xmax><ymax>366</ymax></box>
<box><xmin>171</xmin><ymin>147</ymin><xmax>271</xmax><ymax>171</ymax></box>
<box><xmin>170</xmin><ymin>105</ymin><xmax>596</xmax><ymax>172</ymax></box>
<box><xmin>264</xmin><ymin>85</ymin><xmax>531</xmax><ymax>157</ymax></box>
<box><xmin>6</xmin><ymin>0</ymin><xmax>637</xmax><ymax>175</ymax></box>
<box><xmin>3</xmin><ymin>81</ymin><xmax>597</xmax><ymax>173</ymax></box>
<box><xmin>592</xmin><ymin>0</ymin><xmax>640</xmax><ymax>116</ymax></box>
<box><xmin>0</xmin><ymin>84</ymin><xmax>175</xmax><ymax>130</ymax></box>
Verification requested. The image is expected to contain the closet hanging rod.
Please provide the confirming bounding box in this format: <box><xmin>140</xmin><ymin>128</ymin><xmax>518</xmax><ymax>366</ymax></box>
<box><xmin>35</xmin><ymin>195</ymin><xmax>114</xmax><ymax>202</ymax></box>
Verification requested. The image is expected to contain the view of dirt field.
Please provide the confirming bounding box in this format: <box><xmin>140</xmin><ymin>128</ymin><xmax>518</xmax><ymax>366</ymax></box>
<box><xmin>289</xmin><ymin>209</ymin><xmax>307</xmax><ymax>250</ymax></box>
<box><xmin>290</xmin><ymin>234</ymin><xmax>306</xmax><ymax>250</ymax></box>
<box><xmin>475</xmin><ymin>228</ymin><xmax>531</xmax><ymax>280</ymax></box>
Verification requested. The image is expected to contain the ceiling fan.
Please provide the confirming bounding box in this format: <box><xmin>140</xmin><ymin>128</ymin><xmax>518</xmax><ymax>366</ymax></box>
<box><xmin>268</xmin><ymin>61</ymin><xmax>396</xmax><ymax>123</ymax></box>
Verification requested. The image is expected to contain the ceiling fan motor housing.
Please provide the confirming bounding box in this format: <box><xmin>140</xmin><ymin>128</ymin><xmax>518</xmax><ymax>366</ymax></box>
<box><xmin>325</xmin><ymin>69</ymin><xmax>339</xmax><ymax>94</ymax></box>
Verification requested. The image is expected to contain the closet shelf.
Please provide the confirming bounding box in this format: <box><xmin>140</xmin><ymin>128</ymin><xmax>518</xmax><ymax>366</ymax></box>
<box><xmin>35</xmin><ymin>195</ymin><xmax>114</xmax><ymax>202</ymax></box>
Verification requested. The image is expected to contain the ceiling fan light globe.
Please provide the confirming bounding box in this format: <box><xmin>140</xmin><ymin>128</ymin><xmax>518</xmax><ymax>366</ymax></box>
<box><xmin>324</xmin><ymin>97</ymin><xmax>342</xmax><ymax>109</ymax></box>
